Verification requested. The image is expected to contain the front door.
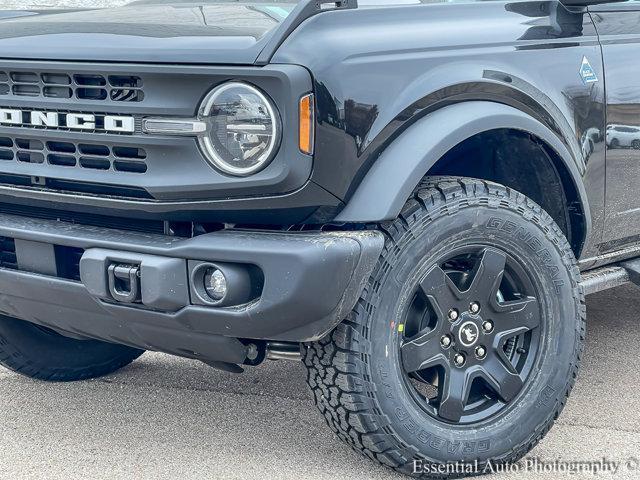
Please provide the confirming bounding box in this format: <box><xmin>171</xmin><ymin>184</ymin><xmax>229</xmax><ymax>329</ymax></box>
<box><xmin>593</xmin><ymin>2</ymin><xmax>640</xmax><ymax>249</ymax></box>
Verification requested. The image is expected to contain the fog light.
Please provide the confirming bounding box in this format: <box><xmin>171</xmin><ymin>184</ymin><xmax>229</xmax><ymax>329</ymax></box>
<box><xmin>204</xmin><ymin>268</ymin><xmax>227</xmax><ymax>302</ymax></box>
<box><xmin>189</xmin><ymin>261</ymin><xmax>258</xmax><ymax>308</ymax></box>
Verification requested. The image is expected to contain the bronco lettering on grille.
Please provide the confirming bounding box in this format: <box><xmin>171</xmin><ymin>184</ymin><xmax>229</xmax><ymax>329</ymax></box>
<box><xmin>0</xmin><ymin>108</ymin><xmax>135</xmax><ymax>134</ymax></box>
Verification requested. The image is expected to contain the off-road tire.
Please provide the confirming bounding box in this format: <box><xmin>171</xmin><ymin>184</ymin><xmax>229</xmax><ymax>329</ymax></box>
<box><xmin>0</xmin><ymin>315</ymin><xmax>144</xmax><ymax>381</ymax></box>
<box><xmin>304</xmin><ymin>177</ymin><xmax>585</xmax><ymax>477</ymax></box>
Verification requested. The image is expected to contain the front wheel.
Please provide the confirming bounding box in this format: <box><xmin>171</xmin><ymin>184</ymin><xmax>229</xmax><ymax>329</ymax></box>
<box><xmin>304</xmin><ymin>178</ymin><xmax>584</xmax><ymax>477</ymax></box>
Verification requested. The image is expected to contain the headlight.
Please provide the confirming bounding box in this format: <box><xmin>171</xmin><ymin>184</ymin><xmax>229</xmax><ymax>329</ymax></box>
<box><xmin>198</xmin><ymin>82</ymin><xmax>280</xmax><ymax>176</ymax></box>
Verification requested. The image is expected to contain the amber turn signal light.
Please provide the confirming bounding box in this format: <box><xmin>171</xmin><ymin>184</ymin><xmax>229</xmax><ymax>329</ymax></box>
<box><xmin>299</xmin><ymin>93</ymin><xmax>315</xmax><ymax>155</ymax></box>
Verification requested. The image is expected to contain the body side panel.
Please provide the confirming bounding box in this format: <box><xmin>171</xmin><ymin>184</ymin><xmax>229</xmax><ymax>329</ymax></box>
<box><xmin>273</xmin><ymin>0</ymin><xmax>606</xmax><ymax>259</ymax></box>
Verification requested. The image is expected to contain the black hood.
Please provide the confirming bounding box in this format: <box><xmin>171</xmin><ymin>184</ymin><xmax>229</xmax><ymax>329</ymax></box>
<box><xmin>0</xmin><ymin>2</ymin><xmax>295</xmax><ymax>64</ymax></box>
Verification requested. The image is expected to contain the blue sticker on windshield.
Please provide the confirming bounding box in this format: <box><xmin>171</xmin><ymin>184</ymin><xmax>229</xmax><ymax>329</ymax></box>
<box><xmin>580</xmin><ymin>56</ymin><xmax>598</xmax><ymax>84</ymax></box>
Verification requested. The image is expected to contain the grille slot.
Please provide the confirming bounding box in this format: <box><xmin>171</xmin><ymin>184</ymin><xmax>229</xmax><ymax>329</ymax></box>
<box><xmin>77</xmin><ymin>88</ymin><xmax>108</xmax><ymax>101</ymax></box>
<box><xmin>0</xmin><ymin>136</ymin><xmax>147</xmax><ymax>173</ymax></box>
<box><xmin>13</xmin><ymin>84</ymin><xmax>39</xmax><ymax>97</ymax></box>
<box><xmin>80</xmin><ymin>157</ymin><xmax>110</xmax><ymax>170</ymax></box>
<box><xmin>49</xmin><ymin>154</ymin><xmax>76</xmax><ymax>167</ymax></box>
<box><xmin>114</xmin><ymin>160</ymin><xmax>147</xmax><ymax>173</ymax></box>
<box><xmin>44</xmin><ymin>86</ymin><xmax>73</xmax><ymax>99</ymax></box>
<box><xmin>0</xmin><ymin>204</ymin><xmax>165</xmax><ymax>234</ymax></box>
<box><xmin>42</xmin><ymin>73</ymin><xmax>71</xmax><ymax>85</ymax></box>
<box><xmin>17</xmin><ymin>151</ymin><xmax>44</xmax><ymax>164</ymax></box>
<box><xmin>47</xmin><ymin>141</ymin><xmax>75</xmax><ymax>154</ymax></box>
<box><xmin>74</xmin><ymin>74</ymin><xmax>106</xmax><ymax>86</ymax></box>
<box><xmin>113</xmin><ymin>146</ymin><xmax>145</xmax><ymax>159</ymax></box>
<box><xmin>79</xmin><ymin>144</ymin><xmax>109</xmax><ymax>156</ymax></box>
<box><xmin>0</xmin><ymin>71</ymin><xmax>144</xmax><ymax>102</ymax></box>
<box><xmin>16</xmin><ymin>139</ymin><xmax>43</xmax><ymax>150</ymax></box>
<box><xmin>11</xmin><ymin>72</ymin><xmax>38</xmax><ymax>83</ymax></box>
<box><xmin>0</xmin><ymin>172</ymin><xmax>152</xmax><ymax>199</ymax></box>
<box><xmin>0</xmin><ymin>236</ymin><xmax>17</xmax><ymax>270</ymax></box>
<box><xmin>55</xmin><ymin>245</ymin><xmax>84</xmax><ymax>281</ymax></box>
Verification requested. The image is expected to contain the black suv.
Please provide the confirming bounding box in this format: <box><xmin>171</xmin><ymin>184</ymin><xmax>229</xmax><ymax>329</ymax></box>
<box><xmin>0</xmin><ymin>0</ymin><xmax>637</xmax><ymax>476</ymax></box>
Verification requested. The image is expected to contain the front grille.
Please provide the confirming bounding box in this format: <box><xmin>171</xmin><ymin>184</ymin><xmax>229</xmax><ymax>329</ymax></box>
<box><xmin>0</xmin><ymin>236</ymin><xmax>17</xmax><ymax>270</ymax></box>
<box><xmin>0</xmin><ymin>71</ymin><xmax>144</xmax><ymax>102</ymax></box>
<box><xmin>0</xmin><ymin>59</ymin><xmax>296</xmax><ymax>206</ymax></box>
<box><xmin>0</xmin><ymin>136</ymin><xmax>147</xmax><ymax>174</ymax></box>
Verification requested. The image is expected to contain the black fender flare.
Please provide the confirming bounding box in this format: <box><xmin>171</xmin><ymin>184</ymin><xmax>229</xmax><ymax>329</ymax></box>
<box><xmin>334</xmin><ymin>101</ymin><xmax>591</xmax><ymax>236</ymax></box>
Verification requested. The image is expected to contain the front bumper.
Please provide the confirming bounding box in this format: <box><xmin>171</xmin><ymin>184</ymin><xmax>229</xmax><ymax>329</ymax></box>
<box><xmin>0</xmin><ymin>213</ymin><xmax>383</xmax><ymax>365</ymax></box>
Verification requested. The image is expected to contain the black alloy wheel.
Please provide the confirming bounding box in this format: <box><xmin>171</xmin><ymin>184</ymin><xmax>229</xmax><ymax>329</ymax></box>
<box><xmin>400</xmin><ymin>246</ymin><xmax>541</xmax><ymax>425</ymax></box>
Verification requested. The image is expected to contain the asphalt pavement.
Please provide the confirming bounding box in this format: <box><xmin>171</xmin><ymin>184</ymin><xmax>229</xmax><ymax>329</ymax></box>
<box><xmin>0</xmin><ymin>284</ymin><xmax>639</xmax><ymax>479</ymax></box>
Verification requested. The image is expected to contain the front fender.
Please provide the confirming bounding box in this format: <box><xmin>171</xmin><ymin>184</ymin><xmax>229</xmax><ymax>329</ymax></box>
<box><xmin>334</xmin><ymin>101</ymin><xmax>590</xmax><ymax>232</ymax></box>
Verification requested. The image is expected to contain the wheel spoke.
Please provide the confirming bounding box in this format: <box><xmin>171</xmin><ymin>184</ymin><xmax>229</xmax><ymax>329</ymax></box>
<box><xmin>438</xmin><ymin>367</ymin><xmax>472</xmax><ymax>422</ymax></box>
<box><xmin>401</xmin><ymin>329</ymin><xmax>446</xmax><ymax>373</ymax></box>
<box><xmin>466</xmin><ymin>249</ymin><xmax>506</xmax><ymax>303</ymax></box>
<box><xmin>481</xmin><ymin>356</ymin><xmax>524</xmax><ymax>403</ymax></box>
<box><xmin>419</xmin><ymin>264</ymin><xmax>463</xmax><ymax>313</ymax></box>
<box><xmin>492</xmin><ymin>296</ymin><xmax>540</xmax><ymax>333</ymax></box>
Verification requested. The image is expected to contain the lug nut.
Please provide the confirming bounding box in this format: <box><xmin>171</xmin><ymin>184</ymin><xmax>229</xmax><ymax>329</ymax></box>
<box><xmin>475</xmin><ymin>346</ymin><xmax>487</xmax><ymax>359</ymax></box>
<box><xmin>448</xmin><ymin>309</ymin><xmax>459</xmax><ymax>321</ymax></box>
<box><xmin>453</xmin><ymin>353</ymin><xmax>466</xmax><ymax>367</ymax></box>
<box><xmin>482</xmin><ymin>320</ymin><xmax>494</xmax><ymax>334</ymax></box>
<box><xmin>440</xmin><ymin>335</ymin><xmax>452</xmax><ymax>349</ymax></box>
<box><xmin>470</xmin><ymin>302</ymin><xmax>480</xmax><ymax>314</ymax></box>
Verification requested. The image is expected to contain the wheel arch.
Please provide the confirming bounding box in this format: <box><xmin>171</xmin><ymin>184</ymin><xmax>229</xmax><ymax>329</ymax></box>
<box><xmin>334</xmin><ymin>101</ymin><xmax>590</xmax><ymax>257</ymax></box>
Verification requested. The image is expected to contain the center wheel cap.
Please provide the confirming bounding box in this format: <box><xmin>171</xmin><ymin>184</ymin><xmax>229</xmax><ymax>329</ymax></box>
<box><xmin>457</xmin><ymin>320</ymin><xmax>480</xmax><ymax>348</ymax></box>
